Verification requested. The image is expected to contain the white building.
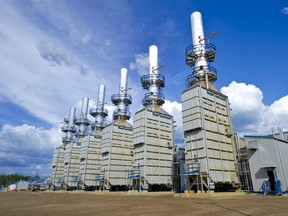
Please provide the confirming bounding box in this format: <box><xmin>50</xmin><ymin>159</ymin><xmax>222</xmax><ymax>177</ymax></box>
<box><xmin>244</xmin><ymin>132</ymin><xmax>288</xmax><ymax>195</ymax></box>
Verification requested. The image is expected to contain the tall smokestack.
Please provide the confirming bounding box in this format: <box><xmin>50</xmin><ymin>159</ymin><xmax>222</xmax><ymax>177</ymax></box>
<box><xmin>141</xmin><ymin>45</ymin><xmax>165</xmax><ymax>107</ymax></box>
<box><xmin>90</xmin><ymin>84</ymin><xmax>108</xmax><ymax>132</ymax></box>
<box><xmin>149</xmin><ymin>45</ymin><xmax>158</xmax><ymax>76</ymax></box>
<box><xmin>62</xmin><ymin>106</ymin><xmax>77</xmax><ymax>143</ymax></box>
<box><xmin>76</xmin><ymin>97</ymin><xmax>90</xmax><ymax>138</ymax></box>
<box><xmin>98</xmin><ymin>84</ymin><xmax>106</xmax><ymax>109</ymax></box>
<box><xmin>185</xmin><ymin>11</ymin><xmax>217</xmax><ymax>87</ymax></box>
<box><xmin>111</xmin><ymin>68</ymin><xmax>132</xmax><ymax>120</ymax></box>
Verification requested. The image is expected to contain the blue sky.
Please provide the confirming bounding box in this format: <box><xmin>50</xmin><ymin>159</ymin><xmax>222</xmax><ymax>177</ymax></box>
<box><xmin>0</xmin><ymin>0</ymin><xmax>287</xmax><ymax>177</ymax></box>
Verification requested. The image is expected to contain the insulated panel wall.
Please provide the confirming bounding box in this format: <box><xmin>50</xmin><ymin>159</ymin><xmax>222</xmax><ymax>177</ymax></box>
<box><xmin>79</xmin><ymin>134</ymin><xmax>102</xmax><ymax>187</ymax></box>
<box><xmin>133</xmin><ymin>107</ymin><xmax>174</xmax><ymax>186</ymax></box>
<box><xmin>51</xmin><ymin>145</ymin><xmax>64</xmax><ymax>187</ymax></box>
<box><xmin>182</xmin><ymin>84</ymin><xmax>237</xmax><ymax>184</ymax></box>
<box><xmin>101</xmin><ymin>122</ymin><xmax>133</xmax><ymax>186</ymax></box>
<box><xmin>63</xmin><ymin>142</ymin><xmax>80</xmax><ymax>187</ymax></box>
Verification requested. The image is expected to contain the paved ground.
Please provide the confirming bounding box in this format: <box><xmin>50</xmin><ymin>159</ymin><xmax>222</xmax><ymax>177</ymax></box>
<box><xmin>0</xmin><ymin>191</ymin><xmax>288</xmax><ymax>216</ymax></box>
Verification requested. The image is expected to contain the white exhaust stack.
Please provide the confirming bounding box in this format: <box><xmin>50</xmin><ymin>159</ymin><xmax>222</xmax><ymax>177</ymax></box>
<box><xmin>111</xmin><ymin>68</ymin><xmax>132</xmax><ymax>120</ymax></box>
<box><xmin>76</xmin><ymin>97</ymin><xmax>90</xmax><ymax>138</ymax></box>
<box><xmin>98</xmin><ymin>84</ymin><xmax>106</xmax><ymax>108</ymax></box>
<box><xmin>185</xmin><ymin>11</ymin><xmax>217</xmax><ymax>87</ymax></box>
<box><xmin>61</xmin><ymin>106</ymin><xmax>77</xmax><ymax>143</ymax></box>
<box><xmin>120</xmin><ymin>68</ymin><xmax>128</xmax><ymax>95</ymax></box>
<box><xmin>141</xmin><ymin>45</ymin><xmax>165</xmax><ymax>107</ymax></box>
<box><xmin>191</xmin><ymin>12</ymin><xmax>205</xmax><ymax>48</ymax></box>
<box><xmin>68</xmin><ymin>106</ymin><xmax>76</xmax><ymax>128</ymax></box>
<box><xmin>89</xmin><ymin>84</ymin><xmax>108</xmax><ymax>132</ymax></box>
<box><xmin>191</xmin><ymin>12</ymin><xmax>208</xmax><ymax>74</ymax></box>
<box><xmin>149</xmin><ymin>45</ymin><xmax>158</xmax><ymax>76</ymax></box>
<box><xmin>81</xmin><ymin>97</ymin><xmax>89</xmax><ymax>119</ymax></box>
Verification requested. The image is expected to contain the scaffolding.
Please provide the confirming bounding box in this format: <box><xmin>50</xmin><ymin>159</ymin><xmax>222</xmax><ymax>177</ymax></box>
<box><xmin>126</xmin><ymin>167</ymin><xmax>142</xmax><ymax>191</ymax></box>
<box><xmin>185</xmin><ymin>161</ymin><xmax>202</xmax><ymax>192</ymax></box>
<box><xmin>184</xmin><ymin>161</ymin><xmax>214</xmax><ymax>192</ymax></box>
<box><xmin>96</xmin><ymin>171</ymin><xmax>108</xmax><ymax>190</ymax></box>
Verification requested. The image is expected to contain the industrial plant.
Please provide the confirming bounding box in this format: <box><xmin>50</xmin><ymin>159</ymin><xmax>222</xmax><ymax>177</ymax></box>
<box><xmin>50</xmin><ymin>11</ymin><xmax>288</xmax><ymax>195</ymax></box>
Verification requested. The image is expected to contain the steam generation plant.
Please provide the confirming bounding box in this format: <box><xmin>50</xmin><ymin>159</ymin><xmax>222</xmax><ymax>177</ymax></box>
<box><xmin>50</xmin><ymin>11</ymin><xmax>288</xmax><ymax>196</ymax></box>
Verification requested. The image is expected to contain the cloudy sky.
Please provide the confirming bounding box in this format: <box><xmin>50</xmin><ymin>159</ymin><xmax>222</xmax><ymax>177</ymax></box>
<box><xmin>0</xmin><ymin>0</ymin><xmax>287</xmax><ymax>177</ymax></box>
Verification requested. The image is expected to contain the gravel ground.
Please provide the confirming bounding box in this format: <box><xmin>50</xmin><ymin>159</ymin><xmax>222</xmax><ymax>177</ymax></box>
<box><xmin>0</xmin><ymin>191</ymin><xmax>288</xmax><ymax>216</ymax></box>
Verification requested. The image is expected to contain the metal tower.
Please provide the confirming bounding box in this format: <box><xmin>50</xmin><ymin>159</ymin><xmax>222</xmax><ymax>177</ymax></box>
<box><xmin>182</xmin><ymin>11</ymin><xmax>237</xmax><ymax>192</ymax></box>
<box><xmin>132</xmin><ymin>45</ymin><xmax>174</xmax><ymax>191</ymax></box>
<box><xmin>100</xmin><ymin>68</ymin><xmax>133</xmax><ymax>190</ymax></box>
<box><xmin>79</xmin><ymin>85</ymin><xmax>108</xmax><ymax>190</ymax></box>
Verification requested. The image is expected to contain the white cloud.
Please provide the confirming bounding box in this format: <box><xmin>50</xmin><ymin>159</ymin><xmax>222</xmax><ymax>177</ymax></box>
<box><xmin>267</xmin><ymin>96</ymin><xmax>288</xmax><ymax>129</ymax></box>
<box><xmin>37</xmin><ymin>40</ymin><xmax>76</xmax><ymax>67</ymax></box>
<box><xmin>162</xmin><ymin>100</ymin><xmax>184</xmax><ymax>144</ymax></box>
<box><xmin>129</xmin><ymin>53</ymin><xmax>149</xmax><ymax>76</ymax></box>
<box><xmin>221</xmin><ymin>81</ymin><xmax>288</xmax><ymax>135</ymax></box>
<box><xmin>281</xmin><ymin>7</ymin><xmax>288</xmax><ymax>15</ymax></box>
<box><xmin>0</xmin><ymin>124</ymin><xmax>62</xmax><ymax>176</ymax></box>
<box><xmin>0</xmin><ymin>1</ymin><xmax>116</xmax><ymax>126</ymax></box>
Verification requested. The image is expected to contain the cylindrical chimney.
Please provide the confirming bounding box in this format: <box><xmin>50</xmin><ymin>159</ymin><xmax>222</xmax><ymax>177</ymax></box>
<box><xmin>81</xmin><ymin>97</ymin><xmax>89</xmax><ymax>118</ymax></box>
<box><xmin>119</xmin><ymin>68</ymin><xmax>128</xmax><ymax>95</ymax></box>
<box><xmin>149</xmin><ymin>45</ymin><xmax>158</xmax><ymax>75</ymax></box>
<box><xmin>68</xmin><ymin>107</ymin><xmax>76</xmax><ymax>127</ymax></box>
<box><xmin>191</xmin><ymin>12</ymin><xmax>205</xmax><ymax>47</ymax></box>
<box><xmin>97</xmin><ymin>84</ymin><xmax>106</xmax><ymax>108</ymax></box>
